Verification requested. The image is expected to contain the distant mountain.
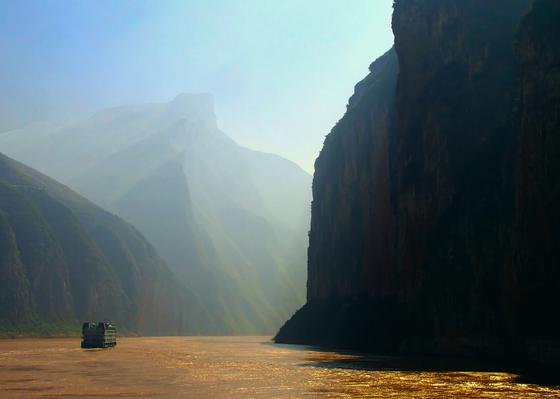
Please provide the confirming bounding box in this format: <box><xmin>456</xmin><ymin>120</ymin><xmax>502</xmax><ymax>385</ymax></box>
<box><xmin>0</xmin><ymin>152</ymin><xmax>209</xmax><ymax>336</ymax></box>
<box><xmin>0</xmin><ymin>94</ymin><xmax>310</xmax><ymax>334</ymax></box>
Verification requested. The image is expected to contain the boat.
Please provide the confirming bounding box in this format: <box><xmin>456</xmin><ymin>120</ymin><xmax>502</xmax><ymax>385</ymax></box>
<box><xmin>81</xmin><ymin>322</ymin><xmax>117</xmax><ymax>348</ymax></box>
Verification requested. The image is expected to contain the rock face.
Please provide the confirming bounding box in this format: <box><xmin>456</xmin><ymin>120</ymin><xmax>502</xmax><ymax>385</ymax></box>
<box><xmin>277</xmin><ymin>0</ymin><xmax>560</xmax><ymax>359</ymax></box>
<box><xmin>390</xmin><ymin>0</ymin><xmax>533</xmax><ymax>352</ymax></box>
<box><xmin>307</xmin><ymin>49</ymin><xmax>398</xmax><ymax>302</ymax></box>
<box><xmin>0</xmin><ymin>153</ymin><xmax>207</xmax><ymax>335</ymax></box>
<box><xmin>514</xmin><ymin>0</ymin><xmax>560</xmax><ymax>342</ymax></box>
<box><xmin>276</xmin><ymin>49</ymin><xmax>403</xmax><ymax>350</ymax></box>
<box><xmin>0</xmin><ymin>94</ymin><xmax>310</xmax><ymax>334</ymax></box>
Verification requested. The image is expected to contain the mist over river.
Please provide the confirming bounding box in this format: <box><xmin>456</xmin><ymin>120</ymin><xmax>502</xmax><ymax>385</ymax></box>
<box><xmin>0</xmin><ymin>337</ymin><xmax>558</xmax><ymax>398</ymax></box>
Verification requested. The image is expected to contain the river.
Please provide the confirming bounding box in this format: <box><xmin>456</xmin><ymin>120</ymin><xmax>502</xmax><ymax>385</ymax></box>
<box><xmin>0</xmin><ymin>336</ymin><xmax>558</xmax><ymax>398</ymax></box>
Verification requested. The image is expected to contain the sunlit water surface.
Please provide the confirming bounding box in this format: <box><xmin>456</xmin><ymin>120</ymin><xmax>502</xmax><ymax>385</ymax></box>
<box><xmin>0</xmin><ymin>336</ymin><xmax>559</xmax><ymax>398</ymax></box>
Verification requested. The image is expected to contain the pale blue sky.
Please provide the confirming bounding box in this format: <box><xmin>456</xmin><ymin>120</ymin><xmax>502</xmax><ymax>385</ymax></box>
<box><xmin>0</xmin><ymin>0</ymin><xmax>394</xmax><ymax>171</ymax></box>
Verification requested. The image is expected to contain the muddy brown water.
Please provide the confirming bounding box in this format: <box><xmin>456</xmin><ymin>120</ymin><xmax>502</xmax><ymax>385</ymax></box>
<box><xmin>0</xmin><ymin>336</ymin><xmax>559</xmax><ymax>398</ymax></box>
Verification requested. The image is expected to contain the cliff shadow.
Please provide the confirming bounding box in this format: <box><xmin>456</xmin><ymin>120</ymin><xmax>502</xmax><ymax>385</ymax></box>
<box><xmin>298</xmin><ymin>348</ymin><xmax>560</xmax><ymax>387</ymax></box>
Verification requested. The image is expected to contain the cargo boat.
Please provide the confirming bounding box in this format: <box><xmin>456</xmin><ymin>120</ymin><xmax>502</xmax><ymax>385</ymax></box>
<box><xmin>81</xmin><ymin>322</ymin><xmax>117</xmax><ymax>348</ymax></box>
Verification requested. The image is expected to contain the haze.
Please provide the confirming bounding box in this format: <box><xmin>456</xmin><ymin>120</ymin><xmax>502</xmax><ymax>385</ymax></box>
<box><xmin>2</xmin><ymin>0</ymin><xmax>560</xmax><ymax>397</ymax></box>
<box><xmin>0</xmin><ymin>0</ymin><xmax>394</xmax><ymax>172</ymax></box>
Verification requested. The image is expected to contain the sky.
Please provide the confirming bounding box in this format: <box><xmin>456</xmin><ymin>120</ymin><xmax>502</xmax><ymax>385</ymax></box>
<box><xmin>0</xmin><ymin>0</ymin><xmax>394</xmax><ymax>172</ymax></box>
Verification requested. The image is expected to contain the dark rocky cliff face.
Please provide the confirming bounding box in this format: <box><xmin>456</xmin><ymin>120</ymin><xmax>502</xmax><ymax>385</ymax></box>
<box><xmin>307</xmin><ymin>49</ymin><xmax>398</xmax><ymax>302</ymax></box>
<box><xmin>391</xmin><ymin>0</ymin><xmax>533</xmax><ymax>350</ymax></box>
<box><xmin>276</xmin><ymin>49</ymin><xmax>403</xmax><ymax>350</ymax></box>
<box><xmin>514</xmin><ymin>0</ymin><xmax>560</xmax><ymax>342</ymax></box>
<box><xmin>277</xmin><ymin>0</ymin><xmax>559</xmax><ymax>359</ymax></box>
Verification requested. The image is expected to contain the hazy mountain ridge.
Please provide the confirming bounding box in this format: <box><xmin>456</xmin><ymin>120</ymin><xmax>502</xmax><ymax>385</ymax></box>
<box><xmin>0</xmin><ymin>94</ymin><xmax>311</xmax><ymax>334</ymax></box>
<box><xmin>0</xmin><ymin>152</ymin><xmax>208</xmax><ymax>336</ymax></box>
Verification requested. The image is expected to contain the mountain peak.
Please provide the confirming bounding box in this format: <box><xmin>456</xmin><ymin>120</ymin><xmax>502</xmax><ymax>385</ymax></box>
<box><xmin>172</xmin><ymin>92</ymin><xmax>213</xmax><ymax>104</ymax></box>
<box><xmin>165</xmin><ymin>93</ymin><xmax>217</xmax><ymax>130</ymax></box>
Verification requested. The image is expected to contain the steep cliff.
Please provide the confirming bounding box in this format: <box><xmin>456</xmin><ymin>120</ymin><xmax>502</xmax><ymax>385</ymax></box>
<box><xmin>307</xmin><ymin>49</ymin><xmax>398</xmax><ymax>302</ymax></box>
<box><xmin>276</xmin><ymin>49</ymin><xmax>401</xmax><ymax>349</ymax></box>
<box><xmin>514</xmin><ymin>0</ymin><xmax>560</xmax><ymax>342</ymax></box>
<box><xmin>0</xmin><ymin>152</ymin><xmax>207</xmax><ymax>336</ymax></box>
<box><xmin>277</xmin><ymin>0</ymin><xmax>560</xmax><ymax>358</ymax></box>
<box><xmin>391</xmin><ymin>0</ymin><xmax>534</xmax><ymax>352</ymax></box>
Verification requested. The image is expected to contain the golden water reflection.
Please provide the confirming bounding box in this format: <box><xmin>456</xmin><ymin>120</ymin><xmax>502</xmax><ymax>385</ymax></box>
<box><xmin>0</xmin><ymin>336</ymin><xmax>558</xmax><ymax>398</ymax></box>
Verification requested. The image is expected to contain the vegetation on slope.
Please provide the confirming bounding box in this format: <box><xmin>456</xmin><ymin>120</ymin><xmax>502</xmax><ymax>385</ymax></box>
<box><xmin>0</xmin><ymin>152</ymin><xmax>207</xmax><ymax>336</ymax></box>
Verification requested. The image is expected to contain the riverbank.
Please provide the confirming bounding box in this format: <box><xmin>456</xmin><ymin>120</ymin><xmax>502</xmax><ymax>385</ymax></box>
<box><xmin>0</xmin><ymin>321</ymin><xmax>140</xmax><ymax>339</ymax></box>
<box><xmin>0</xmin><ymin>321</ymin><xmax>80</xmax><ymax>338</ymax></box>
